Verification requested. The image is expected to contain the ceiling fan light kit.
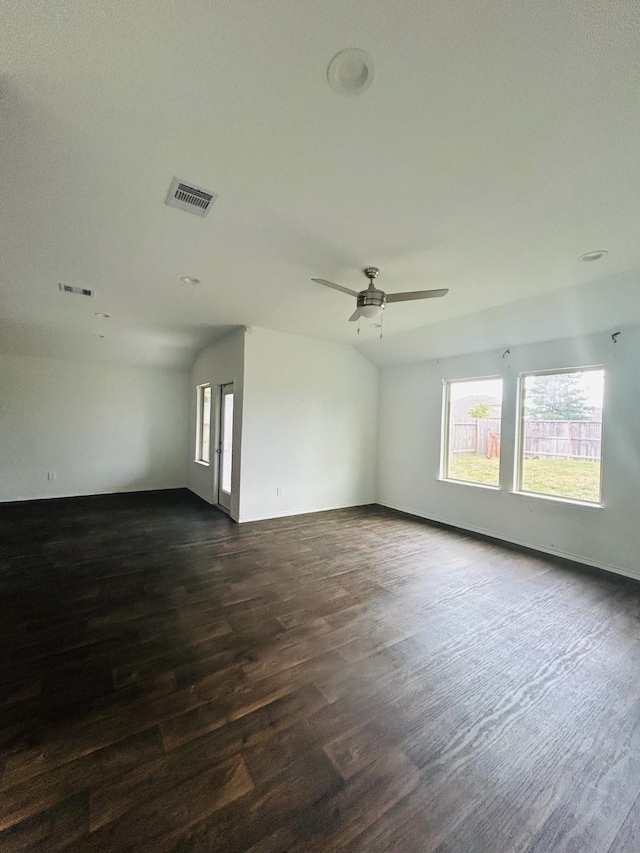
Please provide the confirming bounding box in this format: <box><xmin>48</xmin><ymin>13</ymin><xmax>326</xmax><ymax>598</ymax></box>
<box><xmin>356</xmin><ymin>268</ymin><xmax>385</xmax><ymax>319</ymax></box>
<box><xmin>357</xmin><ymin>302</ymin><xmax>384</xmax><ymax>319</ymax></box>
<box><xmin>311</xmin><ymin>266</ymin><xmax>449</xmax><ymax>337</ymax></box>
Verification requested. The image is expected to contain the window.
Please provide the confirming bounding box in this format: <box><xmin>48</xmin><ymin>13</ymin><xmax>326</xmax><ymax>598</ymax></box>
<box><xmin>441</xmin><ymin>377</ymin><xmax>503</xmax><ymax>487</ymax></box>
<box><xmin>195</xmin><ymin>384</ymin><xmax>212</xmax><ymax>464</ymax></box>
<box><xmin>220</xmin><ymin>386</ymin><xmax>234</xmax><ymax>496</ymax></box>
<box><xmin>516</xmin><ymin>367</ymin><xmax>604</xmax><ymax>504</ymax></box>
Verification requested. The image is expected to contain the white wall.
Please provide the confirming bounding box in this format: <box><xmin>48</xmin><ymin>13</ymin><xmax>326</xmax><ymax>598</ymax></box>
<box><xmin>187</xmin><ymin>328</ymin><xmax>245</xmax><ymax>518</ymax></box>
<box><xmin>377</xmin><ymin>325</ymin><xmax>640</xmax><ymax>579</ymax></box>
<box><xmin>239</xmin><ymin>327</ymin><xmax>379</xmax><ymax>522</ymax></box>
<box><xmin>0</xmin><ymin>352</ymin><xmax>188</xmax><ymax>501</ymax></box>
<box><xmin>357</xmin><ymin>273</ymin><xmax>640</xmax><ymax>368</ymax></box>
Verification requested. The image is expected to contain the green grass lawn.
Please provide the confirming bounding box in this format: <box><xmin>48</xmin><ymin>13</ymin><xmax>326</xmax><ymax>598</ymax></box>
<box><xmin>448</xmin><ymin>455</ymin><xmax>601</xmax><ymax>502</ymax></box>
<box><xmin>448</xmin><ymin>455</ymin><xmax>500</xmax><ymax>486</ymax></box>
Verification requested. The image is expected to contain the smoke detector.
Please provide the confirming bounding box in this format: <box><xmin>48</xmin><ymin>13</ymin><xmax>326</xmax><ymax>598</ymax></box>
<box><xmin>165</xmin><ymin>177</ymin><xmax>218</xmax><ymax>218</ymax></box>
<box><xmin>59</xmin><ymin>283</ymin><xmax>95</xmax><ymax>297</ymax></box>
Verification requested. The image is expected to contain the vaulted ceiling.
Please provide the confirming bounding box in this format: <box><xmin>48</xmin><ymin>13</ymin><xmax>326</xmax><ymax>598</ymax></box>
<box><xmin>1</xmin><ymin>0</ymin><xmax>638</xmax><ymax>368</ymax></box>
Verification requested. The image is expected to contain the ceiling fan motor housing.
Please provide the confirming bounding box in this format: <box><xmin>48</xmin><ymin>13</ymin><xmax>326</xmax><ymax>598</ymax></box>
<box><xmin>357</xmin><ymin>289</ymin><xmax>386</xmax><ymax>310</ymax></box>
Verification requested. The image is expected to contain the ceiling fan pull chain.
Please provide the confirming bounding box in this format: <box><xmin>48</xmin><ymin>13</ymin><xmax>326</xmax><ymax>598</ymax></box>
<box><xmin>380</xmin><ymin>311</ymin><xmax>383</xmax><ymax>340</ymax></box>
<box><xmin>357</xmin><ymin>316</ymin><xmax>361</xmax><ymax>335</ymax></box>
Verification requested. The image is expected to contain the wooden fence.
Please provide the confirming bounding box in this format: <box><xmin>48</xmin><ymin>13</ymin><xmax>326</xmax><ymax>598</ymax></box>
<box><xmin>450</xmin><ymin>418</ymin><xmax>602</xmax><ymax>460</ymax></box>
<box><xmin>450</xmin><ymin>419</ymin><xmax>501</xmax><ymax>457</ymax></box>
<box><xmin>522</xmin><ymin>419</ymin><xmax>601</xmax><ymax>461</ymax></box>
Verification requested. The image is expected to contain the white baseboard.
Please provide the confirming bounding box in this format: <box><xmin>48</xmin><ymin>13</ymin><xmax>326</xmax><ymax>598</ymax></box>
<box><xmin>182</xmin><ymin>488</ymin><xmax>241</xmax><ymax>522</ymax></box>
<box><xmin>376</xmin><ymin>499</ymin><xmax>640</xmax><ymax>583</ymax></box>
<box><xmin>238</xmin><ymin>499</ymin><xmax>376</xmax><ymax>524</ymax></box>
<box><xmin>187</xmin><ymin>485</ymin><xmax>213</xmax><ymax>505</ymax></box>
<box><xmin>0</xmin><ymin>484</ymin><xmax>188</xmax><ymax>503</ymax></box>
<box><xmin>214</xmin><ymin>503</ymin><xmax>239</xmax><ymax>523</ymax></box>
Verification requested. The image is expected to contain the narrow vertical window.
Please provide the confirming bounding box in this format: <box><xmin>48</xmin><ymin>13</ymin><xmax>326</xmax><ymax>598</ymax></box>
<box><xmin>220</xmin><ymin>389</ymin><xmax>234</xmax><ymax>494</ymax></box>
<box><xmin>195</xmin><ymin>384</ymin><xmax>212</xmax><ymax>464</ymax></box>
<box><xmin>516</xmin><ymin>368</ymin><xmax>604</xmax><ymax>503</ymax></box>
<box><xmin>441</xmin><ymin>377</ymin><xmax>503</xmax><ymax>487</ymax></box>
<box><xmin>217</xmin><ymin>383</ymin><xmax>235</xmax><ymax>513</ymax></box>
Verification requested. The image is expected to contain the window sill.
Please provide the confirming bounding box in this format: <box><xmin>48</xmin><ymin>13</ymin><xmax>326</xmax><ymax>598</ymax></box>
<box><xmin>439</xmin><ymin>478</ymin><xmax>500</xmax><ymax>492</ymax></box>
<box><xmin>194</xmin><ymin>460</ymin><xmax>210</xmax><ymax>467</ymax></box>
<box><xmin>509</xmin><ymin>490</ymin><xmax>603</xmax><ymax>510</ymax></box>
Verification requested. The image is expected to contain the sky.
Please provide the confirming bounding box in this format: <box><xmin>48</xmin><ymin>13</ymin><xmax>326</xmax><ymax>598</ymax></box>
<box><xmin>449</xmin><ymin>378</ymin><xmax>503</xmax><ymax>402</ymax></box>
<box><xmin>450</xmin><ymin>370</ymin><xmax>605</xmax><ymax>408</ymax></box>
<box><xmin>523</xmin><ymin>369</ymin><xmax>605</xmax><ymax>408</ymax></box>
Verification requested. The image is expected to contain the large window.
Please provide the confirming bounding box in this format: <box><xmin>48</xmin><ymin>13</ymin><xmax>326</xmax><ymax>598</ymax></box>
<box><xmin>195</xmin><ymin>384</ymin><xmax>211</xmax><ymax>464</ymax></box>
<box><xmin>516</xmin><ymin>367</ymin><xmax>604</xmax><ymax>504</ymax></box>
<box><xmin>441</xmin><ymin>377</ymin><xmax>503</xmax><ymax>487</ymax></box>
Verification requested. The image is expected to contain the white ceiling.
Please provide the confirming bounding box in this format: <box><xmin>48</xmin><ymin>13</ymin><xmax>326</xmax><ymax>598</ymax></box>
<box><xmin>1</xmin><ymin>0</ymin><xmax>639</xmax><ymax>369</ymax></box>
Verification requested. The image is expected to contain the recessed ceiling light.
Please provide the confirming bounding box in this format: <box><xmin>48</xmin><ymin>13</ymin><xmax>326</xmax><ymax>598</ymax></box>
<box><xmin>181</xmin><ymin>276</ymin><xmax>201</xmax><ymax>285</ymax></box>
<box><xmin>92</xmin><ymin>334</ymin><xmax>105</xmax><ymax>338</ymax></box>
<box><xmin>579</xmin><ymin>250</ymin><xmax>608</xmax><ymax>262</ymax></box>
<box><xmin>94</xmin><ymin>312</ymin><xmax>110</xmax><ymax>318</ymax></box>
<box><xmin>327</xmin><ymin>48</ymin><xmax>374</xmax><ymax>96</ymax></box>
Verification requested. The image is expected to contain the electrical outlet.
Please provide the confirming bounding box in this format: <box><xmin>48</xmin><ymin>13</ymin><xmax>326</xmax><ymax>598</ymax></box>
<box><xmin>47</xmin><ymin>471</ymin><xmax>57</xmax><ymax>481</ymax></box>
<box><xmin>276</xmin><ymin>486</ymin><xmax>282</xmax><ymax>497</ymax></box>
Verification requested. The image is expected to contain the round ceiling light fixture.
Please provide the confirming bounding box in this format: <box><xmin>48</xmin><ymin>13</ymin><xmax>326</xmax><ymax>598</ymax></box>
<box><xmin>358</xmin><ymin>303</ymin><xmax>383</xmax><ymax>320</ymax></box>
<box><xmin>579</xmin><ymin>250</ymin><xmax>608</xmax><ymax>262</ymax></box>
<box><xmin>92</xmin><ymin>333</ymin><xmax>105</xmax><ymax>339</ymax></box>
<box><xmin>327</xmin><ymin>48</ymin><xmax>374</xmax><ymax>96</ymax></box>
<box><xmin>181</xmin><ymin>276</ymin><xmax>201</xmax><ymax>285</ymax></box>
<box><xmin>94</xmin><ymin>312</ymin><xmax>110</xmax><ymax>318</ymax></box>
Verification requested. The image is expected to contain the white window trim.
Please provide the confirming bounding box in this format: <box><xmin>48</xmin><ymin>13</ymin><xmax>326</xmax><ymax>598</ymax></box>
<box><xmin>508</xmin><ymin>489</ymin><xmax>604</xmax><ymax>510</ymax></box>
<box><xmin>438</xmin><ymin>477</ymin><xmax>500</xmax><ymax>492</ymax></box>
<box><xmin>440</xmin><ymin>375</ymin><xmax>503</xmax><ymax>489</ymax></box>
<box><xmin>513</xmin><ymin>365</ymin><xmax>605</xmax><ymax>505</ymax></box>
<box><xmin>195</xmin><ymin>383</ymin><xmax>212</xmax><ymax>466</ymax></box>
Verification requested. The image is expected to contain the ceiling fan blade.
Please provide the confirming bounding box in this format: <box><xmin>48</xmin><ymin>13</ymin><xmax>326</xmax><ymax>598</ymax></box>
<box><xmin>312</xmin><ymin>278</ymin><xmax>359</xmax><ymax>297</ymax></box>
<box><xmin>386</xmin><ymin>288</ymin><xmax>449</xmax><ymax>303</ymax></box>
<box><xmin>348</xmin><ymin>310</ymin><xmax>360</xmax><ymax>322</ymax></box>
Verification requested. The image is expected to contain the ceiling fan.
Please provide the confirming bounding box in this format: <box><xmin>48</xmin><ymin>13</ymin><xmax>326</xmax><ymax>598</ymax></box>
<box><xmin>311</xmin><ymin>267</ymin><xmax>448</xmax><ymax>323</ymax></box>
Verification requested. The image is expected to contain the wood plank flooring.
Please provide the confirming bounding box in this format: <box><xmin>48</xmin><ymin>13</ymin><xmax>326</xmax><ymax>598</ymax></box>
<box><xmin>1</xmin><ymin>489</ymin><xmax>639</xmax><ymax>852</ymax></box>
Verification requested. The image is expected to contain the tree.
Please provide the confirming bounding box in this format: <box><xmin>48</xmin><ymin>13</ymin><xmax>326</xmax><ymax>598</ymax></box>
<box><xmin>525</xmin><ymin>373</ymin><xmax>594</xmax><ymax>420</ymax></box>
<box><xmin>468</xmin><ymin>401</ymin><xmax>491</xmax><ymax>418</ymax></box>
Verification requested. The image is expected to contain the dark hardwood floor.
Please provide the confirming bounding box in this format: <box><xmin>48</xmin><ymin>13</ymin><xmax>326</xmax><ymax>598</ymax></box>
<box><xmin>0</xmin><ymin>489</ymin><xmax>639</xmax><ymax>852</ymax></box>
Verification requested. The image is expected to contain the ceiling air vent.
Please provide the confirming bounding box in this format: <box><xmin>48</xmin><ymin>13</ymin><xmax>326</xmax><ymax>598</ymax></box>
<box><xmin>165</xmin><ymin>177</ymin><xmax>218</xmax><ymax>218</ymax></box>
<box><xmin>58</xmin><ymin>283</ymin><xmax>95</xmax><ymax>297</ymax></box>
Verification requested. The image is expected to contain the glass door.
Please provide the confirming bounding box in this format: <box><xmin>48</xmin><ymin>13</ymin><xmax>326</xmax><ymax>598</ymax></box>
<box><xmin>217</xmin><ymin>383</ymin><xmax>234</xmax><ymax>513</ymax></box>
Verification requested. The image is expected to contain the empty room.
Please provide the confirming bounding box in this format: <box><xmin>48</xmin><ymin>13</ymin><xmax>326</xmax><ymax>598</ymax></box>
<box><xmin>1</xmin><ymin>1</ymin><xmax>639</xmax><ymax>851</ymax></box>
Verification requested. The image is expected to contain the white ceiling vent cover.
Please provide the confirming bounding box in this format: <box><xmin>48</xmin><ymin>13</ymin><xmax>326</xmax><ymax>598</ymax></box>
<box><xmin>165</xmin><ymin>177</ymin><xmax>218</xmax><ymax>218</ymax></box>
<box><xmin>58</xmin><ymin>283</ymin><xmax>95</xmax><ymax>297</ymax></box>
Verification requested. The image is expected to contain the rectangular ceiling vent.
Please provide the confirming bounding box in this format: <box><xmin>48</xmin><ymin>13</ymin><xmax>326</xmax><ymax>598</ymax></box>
<box><xmin>165</xmin><ymin>177</ymin><xmax>218</xmax><ymax>218</ymax></box>
<box><xmin>58</xmin><ymin>283</ymin><xmax>95</xmax><ymax>297</ymax></box>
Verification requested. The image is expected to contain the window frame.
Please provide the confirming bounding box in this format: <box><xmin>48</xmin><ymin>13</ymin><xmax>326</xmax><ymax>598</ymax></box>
<box><xmin>195</xmin><ymin>383</ymin><xmax>212</xmax><ymax>466</ymax></box>
<box><xmin>439</xmin><ymin>375</ymin><xmax>503</xmax><ymax>490</ymax></box>
<box><xmin>513</xmin><ymin>365</ymin><xmax>605</xmax><ymax>506</ymax></box>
